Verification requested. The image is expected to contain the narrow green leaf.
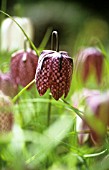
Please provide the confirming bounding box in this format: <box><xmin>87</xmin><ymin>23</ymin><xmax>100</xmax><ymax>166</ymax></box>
<box><xmin>84</xmin><ymin>149</ymin><xmax>107</xmax><ymax>158</ymax></box>
<box><xmin>25</xmin><ymin>114</ymin><xmax>73</xmax><ymax>166</ymax></box>
<box><xmin>38</xmin><ymin>27</ymin><xmax>52</xmax><ymax>51</ymax></box>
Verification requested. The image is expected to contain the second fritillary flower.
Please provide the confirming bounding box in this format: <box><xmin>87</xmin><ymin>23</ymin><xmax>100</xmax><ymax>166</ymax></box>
<box><xmin>0</xmin><ymin>91</ymin><xmax>14</xmax><ymax>132</ymax></box>
<box><xmin>0</xmin><ymin>72</ymin><xmax>18</xmax><ymax>97</ymax></box>
<box><xmin>75</xmin><ymin>47</ymin><xmax>104</xmax><ymax>84</ymax></box>
<box><xmin>10</xmin><ymin>48</ymin><xmax>38</xmax><ymax>88</ymax></box>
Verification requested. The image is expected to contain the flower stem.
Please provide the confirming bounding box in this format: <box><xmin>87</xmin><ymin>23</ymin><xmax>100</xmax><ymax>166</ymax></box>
<box><xmin>47</xmin><ymin>31</ymin><xmax>59</xmax><ymax>126</ymax></box>
<box><xmin>60</xmin><ymin>99</ymin><xmax>84</xmax><ymax>120</ymax></box>
<box><xmin>0</xmin><ymin>0</ymin><xmax>7</xmax><ymax>51</ymax></box>
<box><xmin>51</xmin><ymin>30</ymin><xmax>59</xmax><ymax>52</ymax></box>
<box><xmin>38</xmin><ymin>28</ymin><xmax>52</xmax><ymax>51</ymax></box>
<box><xmin>47</xmin><ymin>93</ymin><xmax>52</xmax><ymax>126</ymax></box>
<box><xmin>12</xmin><ymin>79</ymin><xmax>36</xmax><ymax>103</ymax></box>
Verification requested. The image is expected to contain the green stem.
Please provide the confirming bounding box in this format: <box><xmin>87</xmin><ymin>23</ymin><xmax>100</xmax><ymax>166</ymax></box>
<box><xmin>0</xmin><ymin>0</ymin><xmax>7</xmax><ymax>51</ymax></box>
<box><xmin>38</xmin><ymin>28</ymin><xmax>52</xmax><ymax>51</ymax></box>
<box><xmin>51</xmin><ymin>30</ymin><xmax>59</xmax><ymax>52</ymax></box>
<box><xmin>12</xmin><ymin>79</ymin><xmax>36</xmax><ymax>103</ymax></box>
<box><xmin>60</xmin><ymin>99</ymin><xmax>84</xmax><ymax>120</ymax></box>
<box><xmin>47</xmin><ymin>94</ymin><xmax>52</xmax><ymax>126</ymax></box>
<box><xmin>0</xmin><ymin>10</ymin><xmax>39</xmax><ymax>56</ymax></box>
<box><xmin>47</xmin><ymin>31</ymin><xmax>59</xmax><ymax>127</ymax></box>
<box><xmin>84</xmin><ymin>149</ymin><xmax>107</xmax><ymax>158</ymax></box>
<box><xmin>47</xmin><ymin>31</ymin><xmax>59</xmax><ymax>126</ymax></box>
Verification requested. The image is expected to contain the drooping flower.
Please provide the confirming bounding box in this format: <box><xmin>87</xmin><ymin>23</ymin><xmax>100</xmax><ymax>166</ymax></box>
<box><xmin>0</xmin><ymin>72</ymin><xmax>18</xmax><ymax>97</ymax></box>
<box><xmin>10</xmin><ymin>48</ymin><xmax>38</xmax><ymax>87</ymax></box>
<box><xmin>72</xmin><ymin>89</ymin><xmax>109</xmax><ymax>145</ymax></box>
<box><xmin>35</xmin><ymin>50</ymin><xmax>73</xmax><ymax>100</ymax></box>
<box><xmin>1</xmin><ymin>17</ymin><xmax>34</xmax><ymax>51</ymax></box>
<box><xmin>73</xmin><ymin>89</ymin><xmax>109</xmax><ymax>145</ymax></box>
<box><xmin>75</xmin><ymin>47</ymin><xmax>104</xmax><ymax>83</ymax></box>
<box><xmin>0</xmin><ymin>91</ymin><xmax>14</xmax><ymax>132</ymax></box>
<box><xmin>85</xmin><ymin>92</ymin><xmax>109</xmax><ymax>144</ymax></box>
<box><xmin>72</xmin><ymin>88</ymin><xmax>101</xmax><ymax>145</ymax></box>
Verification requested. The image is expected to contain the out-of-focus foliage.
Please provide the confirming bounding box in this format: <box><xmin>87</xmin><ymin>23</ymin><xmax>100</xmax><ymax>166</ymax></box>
<box><xmin>1</xmin><ymin>0</ymin><xmax>109</xmax><ymax>170</ymax></box>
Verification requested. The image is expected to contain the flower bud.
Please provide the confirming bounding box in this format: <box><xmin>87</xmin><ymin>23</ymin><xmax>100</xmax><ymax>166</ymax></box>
<box><xmin>75</xmin><ymin>47</ymin><xmax>104</xmax><ymax>83</ymax></box>
<box><xmin>0</xmin><ymin>91</ymin><xmax>14</xmax><ymax>132</ymax></box>
<box><xmin>10</xmin><ymin>49</ymin><xmax>38</xmax><ymax>87</ymax></box>
<box><xmin>85</xmin><ymin>92</ymin><xmax>109</xmax><ymax>144</ymax></box>
<box><xmin>72</xmin><ymin>89</ymin><xmax>109</xmax><ymax>145</ymax></box>
<box><xmin>35</xmin><ymin>50</ymin><xmax>73</xmax><ymax>100</ymax></box>
<box><xmin>0</xmin><ymin>72</ymin><xmax>18</xmax><ymax>97</ymax></box>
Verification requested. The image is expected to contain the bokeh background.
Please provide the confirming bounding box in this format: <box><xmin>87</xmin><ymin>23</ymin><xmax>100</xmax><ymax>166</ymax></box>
<box><xmin>1</xmin><ymin>1</ymin><xmax>109</xmax><ymax>170</ymax></box>
<box><xmin>1</xmin><ymin>0</ymin><xmax>109</xmax><ymax>55</ymax></box>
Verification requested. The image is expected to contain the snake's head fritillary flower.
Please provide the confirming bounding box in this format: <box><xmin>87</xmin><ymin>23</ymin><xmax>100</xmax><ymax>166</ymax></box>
<box><xmin>75</xmin><ymin>47</ymin><xmax>104</xmax><ymax>83</ymax></box>
<box><xmin>35</xmin><ymin>50</ymin><xmax>73</xmax><ymax>100</ymax></box>
<box><xmin>0</xmin><ymin>91</ymin><xmax>14</xmax><ymax>132</ymax></box>
<box><xmin>0</xmin><ymin>72</ymin><xmax>18</xmax><ymax>97</ymax></box>
<box><xmin>72</xmin><ymin>88</ymin><xmax>101</xmax><ymax>145</ymax></box>
<box><xmin>84</xmin><ymin>91</ymin><xmax>109</xmax><ymax>145</ymax></box>
<box><xmin>10</xmin><ymin>48</ymin><xmax>38</xmax><ymax>88</ymax></box>
<box><xmin>72</xmin><ymin>89</ymin><xmax>109</xmax><ymax>145</ymax></box>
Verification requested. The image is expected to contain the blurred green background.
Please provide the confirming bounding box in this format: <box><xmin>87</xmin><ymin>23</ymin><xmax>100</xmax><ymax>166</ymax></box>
<box><xmin>1</xmin><ymin>0</ymin><xmax>109</xmax><ymax>55</ymax></box>
<box><xmin>1</xmin><ymin>1</ymin><xmax>109</xmax><ymax>170</ymax></box>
